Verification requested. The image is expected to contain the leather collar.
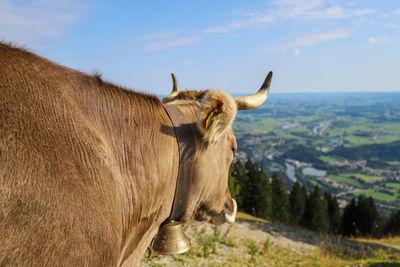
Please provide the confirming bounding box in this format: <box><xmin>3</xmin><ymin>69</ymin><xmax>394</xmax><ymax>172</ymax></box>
<box><xmin>163</xmin><ymin>104</ymin><xmax>196</xmax><ymax>222</ymax></box>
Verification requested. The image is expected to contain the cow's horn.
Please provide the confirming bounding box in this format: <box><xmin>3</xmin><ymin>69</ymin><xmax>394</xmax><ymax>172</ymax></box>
<box><xmin>162</xmin><ymin>73</ymin><xmax>181</xmax><ymax>103</ymax></box>
<box><xmin>234</xmin><ymin>71</ymin><xmax>273</xmax><ymax>110</ymax></box>
<box><xmin>164</xmin><ymin>73</ymin><xmax>180</xmax><ymax>99</ymax></box>
<box><xmin>171</xmin><ymin>73</ymin><xmax>180</xmax><ymax>92</ymax></box>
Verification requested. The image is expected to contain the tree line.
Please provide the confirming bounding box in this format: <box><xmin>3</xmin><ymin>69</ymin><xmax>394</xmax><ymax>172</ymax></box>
<box><xmin>229</xmin><ymin>158</ymin><xmax>400</xmax><ymax>238</ymax></box>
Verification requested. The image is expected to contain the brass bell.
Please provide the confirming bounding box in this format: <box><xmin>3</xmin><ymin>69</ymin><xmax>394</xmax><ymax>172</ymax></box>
<box><xmin>153</xmin><ymin>221</ymin><xmax>191</xmax><ymax>255</ymax></box>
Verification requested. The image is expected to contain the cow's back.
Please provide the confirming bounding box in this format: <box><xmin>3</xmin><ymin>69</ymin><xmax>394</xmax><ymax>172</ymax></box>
<box><xmin>0</xmin><ymin>43</ymin><xmax>123</xmax><ymax>266</ymax></box>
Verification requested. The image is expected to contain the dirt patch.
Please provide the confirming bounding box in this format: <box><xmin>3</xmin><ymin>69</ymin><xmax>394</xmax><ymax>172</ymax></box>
<box><xmin>191</xmin><ymin>220</ymin><xmax>317</xmax><ymax>255</ymax></box>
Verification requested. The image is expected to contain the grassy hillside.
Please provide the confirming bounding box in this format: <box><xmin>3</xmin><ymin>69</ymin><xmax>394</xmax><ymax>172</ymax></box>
<box><xmin>141</xmin><ymin>213</ymin><xmax>400</xmax><ymax>266</ymax></box>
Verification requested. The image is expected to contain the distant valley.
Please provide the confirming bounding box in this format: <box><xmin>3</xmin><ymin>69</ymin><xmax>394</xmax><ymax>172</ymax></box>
<box><xmin>233</xmin><ymin>92</ymin><xmax>400</xmax><ymax>216</ymax></box>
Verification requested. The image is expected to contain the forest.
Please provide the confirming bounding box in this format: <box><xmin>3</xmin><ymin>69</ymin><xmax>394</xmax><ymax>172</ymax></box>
<box><xmin>229</xmin><ymin>158</ymin><xmax>400</xmax><ymax>238</ymax></box>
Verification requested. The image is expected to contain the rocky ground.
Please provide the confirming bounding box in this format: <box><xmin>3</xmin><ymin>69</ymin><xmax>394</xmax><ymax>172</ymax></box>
<box><xmin>141</xmin><ymin>214</ymin><xmax>400</xmax><ymax>266</ymax></box>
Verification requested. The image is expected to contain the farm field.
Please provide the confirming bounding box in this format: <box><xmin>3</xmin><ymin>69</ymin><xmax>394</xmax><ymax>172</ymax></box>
<box><xmin>232</xmin><ymin>92</ymin><xmax>400</xmax><ymax>216</ymax></box>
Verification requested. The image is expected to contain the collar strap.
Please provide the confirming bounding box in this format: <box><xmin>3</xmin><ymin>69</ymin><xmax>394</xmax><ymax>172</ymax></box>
<box><xmin>163</xmin><ymin>104</ymin><xmax>196</xmax><ymax>222</ymax></box>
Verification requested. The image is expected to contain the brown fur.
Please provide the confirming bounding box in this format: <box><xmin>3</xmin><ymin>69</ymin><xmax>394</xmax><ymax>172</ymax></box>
<box><xmin>161</xmin><ymin>91</ymin><xmax>237</xmax><ymax>224</ymax></box>
<box><xmin>162</xmin><ymin>89</ymin><xmax>238</xmax><ymax>143</ymax></box>
<box><xmin>197</xmin><ymin>90</ymin><xmax>237</xmax><ymax>143</ymax></box>
<box><xmin>0</xmin><ymin>43</ymin><xmax>179</xmax><ymax>266</ymax></box>
<box><xmin>162</xmin><ymin>89</ymin><xmax>208</xmax><ymax>104</ymax></box>
<box><xmin>0</xmin><ymin>43</ymin><xmax>237</xmax><ymax>266</ymax></box>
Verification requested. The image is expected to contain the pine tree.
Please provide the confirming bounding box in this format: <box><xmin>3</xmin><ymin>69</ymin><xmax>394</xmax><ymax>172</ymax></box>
<box><xmin>244</xmin><ymin>158</ymin><xmax>257</xmax><ymax>215</ymax></box>
<box><xmin>303</xmin><ymin>186</ymin><xmax>329</xmax><ymax>232</ymax></box>
<box><xmin>252</xmin><ymin>164</ymin><xmax>272</xmax><ymax>220</ymax></box>
<box><xmin>324</xmin><ymin>191</ymin><xmax>341</xmax><ymax>235</ymax></box>
<box><xmin>342</xmin><ymin>198</ymin><xmax>358</xmax><ymax>236</ymax></box>
<box><xmin>239</xmin><ymin>159</ymin><xmax>273</xmax><ymax>219</ymax></box>
<box><xmin>228</xmin><ymin>166</ymin><xmax>241</xmax><ymax>202</ymax></box>
<box><xmin>367</xmin><ymin>196</ymin><xmax>381</xmax><ymax>237</ymax></box>
<box><xmin>299</xmin><ymin>184</ymin><xmax>308</xmax><ymax>227</ymax></box>
<box><xmin>342</xmin><ymin>196</ymin><xmax>380</xmax><ymax>237</ymax></box>
<box><xmin>289</xmin><ymin>180</ymin><xmax>306</xmax><ymax>226</ymax></box>
<box><xmin>231</xmin><ymin>159</ymin><xmax>248</xmax><ymax>211</ymax></box>
<box><xmin>384</xmin><ymin>209</ymin><xmax>400</xmax><ymax>236</ymax></box>
<box><xmin>356</xmin><ymin>196</ymin><xmax>380</xmax><ymax>237</ymax></box>
<box><xmin>271</xmin><ymin>173</ymin><xmax>290</xmax><ymax>224</ymax></box>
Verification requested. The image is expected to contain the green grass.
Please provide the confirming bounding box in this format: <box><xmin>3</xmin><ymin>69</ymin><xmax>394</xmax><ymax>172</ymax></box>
<box><xmin>346</xmin><ymin>118</ymin><xmax>371</xmax><ymax>130</ymax></box>
<box><xmin>274</xmin><ymin>129</ymin><xmax>307</xmax><ymax>140</ymax></box>
<box><xmin>294</xmin><ymin>115</ymin><xmax>319</xmax><ymax>122</ymax></box>
<box><xmin>313</xmin><ymin>139</ymin><xmax>329</xmax><ymax>145</ymax></box>
<box><xmin>386</xmin><ymin>183</ymin><xmax>400</xmax><ymax>190</ymax></box>
<box><xmin>145</xmin><ymin>237</ymin><xmax>400</xmax><ymax>267</ymax></box>
<box><xmin>343</xmin><ymin>135</ymin><xmax>376</xmax><ymax>147</ymax></box>
<box><xmin>233</xmin><ymin>116</ymin><xmax>276</xmax><ymax>133</ymax></box>
<box><xmin>251</xmin><ymin>119</ymin><xmax>276</xmax><ymax>133</ymax></box>
<box><xmin>319</xmin><ymin>155</ymin><xmax>339</xmax><ymax>163</ymax></box>
<box><xmin>327</xmin><ymin>128</ymin><xmax>347</xmax><ymax>137</ymax></box>
<box><xmin>378</xmin><ymin>122</ymin><xmax>400</xmax><ymax>132</ymax></box>
<box><xmin>355</xmin><ymin>191</ymin><xmax>397</xmax><ymax>202</ymax></box>
<box><xmin>343</xmin><ymin>173</ymin><xmax>384</xmax><ymax>183</ymax></box>
<box><xmin>142</xmin><ymin>212</ymin><xmax>400</xmax><ymax>267</ymax></box>
<box><xmin>354</xmin><ymin>236</ymin><xmax>400</xmax><ymax>248</ymax></box>
<box><xmin>376</xmin><ymin>135</ymin><xmax>400</xmax><ymax>144</ymax></box>
<box><xmin>290</xmin><ymin>127</ymin><xmax>310</xmax><ymax>134</ymax></box>
<box><xmin>330</xmin><ymin>175</ymin><xmax>363</xmax><ymax>188</ymax></box>
<box><xmin>325</xmin><ymin>118</ymin><xmax>400</xmax><ymax>146</ymax></box>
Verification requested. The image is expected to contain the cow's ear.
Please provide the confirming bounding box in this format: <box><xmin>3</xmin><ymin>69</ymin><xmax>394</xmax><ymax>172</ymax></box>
<box><xmin>198</xmin><ymin>90</ymin><xmax>237</xmax><ymax>143</ymax></box>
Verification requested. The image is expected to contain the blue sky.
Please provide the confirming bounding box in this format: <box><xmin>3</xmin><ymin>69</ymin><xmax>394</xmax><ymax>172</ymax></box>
<box><xmin>1</xmin><ymin>0</ymin><xmax>400</xmax><ymax>95</ymax></box>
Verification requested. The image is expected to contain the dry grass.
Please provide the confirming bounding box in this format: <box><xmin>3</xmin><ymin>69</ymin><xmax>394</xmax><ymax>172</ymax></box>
<box><xmin>142</xmin><ymin>237</ymin><xmax>400</xmax><ymax>266</ymax></box>
<box><xmin>141</xmin><ymin>214</ymin><xmax>400</xmax><ymax>267</ymax></box>
<box><xmin>352</xmin><ymin>236</ymin><xmax>400</xmax><ymax>249</ymax></box>
<box><xmin>236</xmin><ymin>211</ymin><xmax>269</xmax><ymax>223</ymax></box>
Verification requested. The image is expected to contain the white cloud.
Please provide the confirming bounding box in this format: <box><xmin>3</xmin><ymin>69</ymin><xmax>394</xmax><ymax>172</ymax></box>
<box><xmin>264</xmin><ymin>29</ymin><xmax>352</xmax><ymax>52</ymax></box>
<box><xmin>141</xmin><ymin>31</ymin><xmax>181</xmax><ymax>40</ymax></box>
<box><xmin>203</xmin><ymin>0</ymin><xmax>320</xmax><ymax>34</ymax></box>
<box><xmin>203</xmin><ymin>15</ymin><xmax>274</xmax><ymax>34</ymax></box>
<box><xmin>273</xmin><ymin>0</ymin><xmax>323</xmax><ymax>19</ymax></box>
<box><xmin>272</xmin><ymin>0</ymin><xmax>373</xmax><ymax>20</ymax></box>
<box><xmin>294</xmin><ymin>48</ymin><xmax>300</xmax><ymax>56</ymax></box>
<box><xmin>143</xmin><ymin>1</ymin><xmax>374</xmax><ymax>51</ymax></box>
<box><xmin>203</xmin><ymin>21</ymin><xmax>246</xmax><ymax>34</ymax></box>
<box><xmin>203</xmin><ymin>0</ymin><xmax>373</xmax><ymax>35</ymax></box>
<box><xmin>385</xmin><ymin>23</ymin><xmax>397</xmax><ymax>29</ymax></box>
<box><xmin>178</xmin><ymin>60</ymin><xmax>197</xmax><ymax>65</ymax></box>
<box><xmin>292</xmin><ymin>6</ymin><xmax>374</xmax><ymax>19</ymax></box>
<box><xmin>395</xmin><ymin>9</ymin><xmax>400</xmax><ymax>15</ymax></box>
<box><xmin>231</xmin><ymin>10</ymin><xmax>255</xmax><ymax>17</ymax></box>
<box><xmin>144</xmin><ymin>36</ymin><xmax>202</xmax><ymax>51</ymax></box>
<box><xmin>369</xmin><ymin>37</ymin><xmax>391</xmax><ymax>44</ymax></box>
<box><xmin>319</xmin><ymin>6</ymin><xmax>348</xmax><ymax>18</ymax></box>
<box><xmin>349</xmin><ymin>9</ymin><xmax>374</xmax><ymax>17</ymax></box>
<box><xmin>0</xmin><ymin>0</ymin><xmax>90</xmax><ymax>47</ymax></box>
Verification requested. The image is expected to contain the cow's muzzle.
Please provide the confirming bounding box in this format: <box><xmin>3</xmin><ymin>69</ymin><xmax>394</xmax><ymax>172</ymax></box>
<box><xmin>211</xmin><ymin>198</ymin><xmax>237</xmax><ymax>225</ymax></box>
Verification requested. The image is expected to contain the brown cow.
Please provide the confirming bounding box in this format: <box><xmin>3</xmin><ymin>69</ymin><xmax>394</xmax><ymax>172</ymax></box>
<box><xmin>0</xmin><ymin>42</ymin><xmax>272</xmax><ymax>266</ymax></box>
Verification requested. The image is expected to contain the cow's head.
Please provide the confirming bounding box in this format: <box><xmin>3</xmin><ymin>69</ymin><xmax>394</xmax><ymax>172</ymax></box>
<box><xmin>162</xmin><ymin>72</ymin><xmax>272</xmax><ymax>226</ymax></box>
